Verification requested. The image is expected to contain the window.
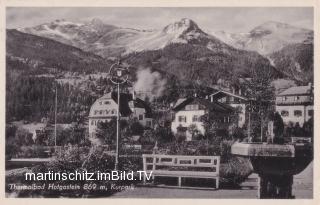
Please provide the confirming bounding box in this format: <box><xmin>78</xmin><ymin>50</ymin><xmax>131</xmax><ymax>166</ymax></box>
<box><xmin>105</xmin><ymin>110</ymin><xmax>110</xmax><ymax>115</ymax></box>
<box><xmin>146</xmin><ymin>121</ymin><xmax>152</xmax><ymax>127</ymax></box>
<box><xmin>91</xmin><ymin>120</ymin><xmax>94</xmax><ymax>125</ymax></box>
<box><xmin>281</xmin><ymin>110</ymin><xmax>289</xmax><ymax>117</ymax></box>
<box><xmin>308</xmin><ymin>110</ymin><xmax>313</xmax><ymax>117</ymax></box>
<box><xmin>104</xmin><ymin>101</ymin><xmax>110</xmax><ymax>105</ymax></box>
<box><xmin>139</xmin><ymin>115</ymin><xmax>143</xmax><ymax>120</ymax></box>
<box><xmin>186</xmin><ymin>104</ymin><xmax>199</xmax><ymax>110</ymax></box>
<box><xmin>192</xmin><ymin>115</ymin><xmax>200</xmax><ymax>122</ymax></box>
<box><xmin>178</xmin><ymin>116</ymin><xmax>187</xmax><ymax>122</ymax></box>
<box><xmin>99</xmin><ymin>110</ymin><xmax>103</xmax><ymax>115</ymax></box>
<box><xmin>94</xmin><ymin>110</ymin><xmax>98</xmax><ymax>115</ymax></box>
<box><xmin>282</xmin><ymin>97</ymin><xmax>287</xmax><ymax>101</ymax></box>
<box><xmin>294</xmin><ymin>96</ymin><xmax>300</xmax><ymax>101</ymax></box>
<box><xmin>294</xmin><ymin>110</ymin><xmax>302</xmax><ymax>117</ymax></box>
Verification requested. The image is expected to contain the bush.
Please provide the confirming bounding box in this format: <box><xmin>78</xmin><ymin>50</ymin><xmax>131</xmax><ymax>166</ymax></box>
<box><xmin>18</xmin><ymin>145</ymin><xmax>49</xmax><ymax>158</ymax></box>
<box><xmin>6</xmin><ymin>145</ymin><xmax>140</xmax><ymax>198</ymax></box>
<box><xmin>220</xmin><ymin>156</ymin><xmax>253</xmax><ymax>187</ymax></box>
<box><xmin>157</xmin><ymin>139</ymin><xmax>253</xmax><ymax>187</ymax></box>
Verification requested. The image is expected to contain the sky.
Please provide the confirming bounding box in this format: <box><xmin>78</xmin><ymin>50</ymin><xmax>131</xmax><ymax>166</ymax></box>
<box><xmin>6</xmin><ymin>7</ymin><xmax>313</xmax><ymax>32</ymax></box>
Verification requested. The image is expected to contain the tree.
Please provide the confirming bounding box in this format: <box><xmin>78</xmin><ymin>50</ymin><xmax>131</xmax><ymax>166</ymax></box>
<box><xmin>293</xmin><ymin>122</ymin><xmax>303</xmax><ymax>137</ymax></box>
<box><xmin>243</xmin><ymin>65</ymin><xmax>275</xmax><ymax>141</ymax></box>
<box><xmin>155</xmin><ymin>123</ymin><xmax>174</xmax><ymax>143</ymax></box>
<box><xmin>302</xmin><ymin>116</ymin><xmax>313</xmax><ymax>138</ymax></box>
<box><xmin>129</xmin><ymin>121</ymin><xmax>144</xmax><ymax>136</ymax></box>
<box><xmin>175</xmin><ymin>125</ymin><xmax>187</xmax><ymax>142</ymax></box>
<box><xmin>273</xmin><ymin>112</ymin><xmax>284</xmax><ymax>138</ymax></box>
<box><xmin>14</xmin><ymin>128</ymin><xmax>33</xmax><ymax>146</ymax></box>
<box><xmin>96</xmin><ymin>118</ymin><xmax>117</xmax><ymax>145</ymax></box>
<box><xmin>140</xmin><ymin>129</ymin><xmax>156</xmax><ymax>145</ymax></box>
<box><xmin>187</xmin><ymin>124</ymin><xmax>200</xmax><ymax>140</ymax></box>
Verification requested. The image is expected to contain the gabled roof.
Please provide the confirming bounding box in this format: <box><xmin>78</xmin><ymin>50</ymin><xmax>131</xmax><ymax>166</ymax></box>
<box><xmin>172</xmin><ymin>97</ymin><xmax>234</xmax><ymax>113</ymax></box>
<box><xmin>91</xmin><ymin>92</ymin><xmax>152</xmax><ymax>117</ymax></box>
<box><xmin>278</xmin><ymin>86</ymin><xmax>312</xmax><ymax>96</ymax></box>
<box><xmin>209</xmin><ymin>90</ymin><xmax>248</xmax><ymax>101</ymax></box>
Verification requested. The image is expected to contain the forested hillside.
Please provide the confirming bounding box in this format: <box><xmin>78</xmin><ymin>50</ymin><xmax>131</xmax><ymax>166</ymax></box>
<box><xmin>7</xmin><ymin>29</ymin><xmax>110</xmax><ymax>73</ymax></box>
<box><xmin>6</xmin><ymin>72</ymin><xmax>96</xmax><ymax>123</ymax></box>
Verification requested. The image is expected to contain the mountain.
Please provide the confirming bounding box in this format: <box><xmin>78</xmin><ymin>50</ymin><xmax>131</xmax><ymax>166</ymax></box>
<box><xmin>6</xmin><ymin>29</ymin><xmax>110</xmax><ymax>73</ymax></box>
<box><xmin>212</xmin><ymin>21</ymin><xmax>313</xmax><ymax>55</ymax></box>
<box><xmin>15</xmin><ymin>18</ymin><xmax>278</xmax><ymax>85</ymax></box>
<box><xmin>19</xmin><ymin>18</ymin><xmax>151</xmax><ymax>57</ymax></box>
<box><xmin>19</xmin><ymin>18</ymin><xmax>232</xmax><ymax>57</ymax></box>
<box><xmin>268</xmin><ymin>42</ymin><xmax>313</xmax><ymax>83</ymax></box>
<box><xmin>121</xmin><ymin>19</ymin><xmax>278</xmax><ymax>85</ymax></box>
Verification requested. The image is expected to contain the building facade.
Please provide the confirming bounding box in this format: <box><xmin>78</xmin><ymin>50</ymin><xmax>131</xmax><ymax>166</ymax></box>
<box><xmin>171</xmin><ymin>97</ymin><xmax>235</xmax><ymax>141</ymax></box>
<box><xmin>209</xmin><ymin>90</ymin><xmax>248</xmax><ymax>128</ymax></box>
<box><xmin>275</xmin><ymin>84</ymin><xmax>313</xmax><ymax>126</ymax></box>
<box><xmin>88</xmin><ymin>92</ymin><xmax>152</xmax><ymax>137</ymax></box>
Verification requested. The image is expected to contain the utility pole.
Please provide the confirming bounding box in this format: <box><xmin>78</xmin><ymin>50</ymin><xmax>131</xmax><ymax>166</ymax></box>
<box><xmin>115</xmin><ymin>83</ymin><xmax>120</xmax><ymax>170</ymax></box>
<box><xmin>54</xmin><ymin>85</ymin><xmax>57</xmax><ymax>149</ymax></box>
<box><xmin>247</xmin><ymin>102</ymin><xmax>252</xmax><ymax>142</ymax></box>
<box><xmin>248</xmin><ymin>112</ymin><xmax>251</xmax><ymax>142</ymax></box>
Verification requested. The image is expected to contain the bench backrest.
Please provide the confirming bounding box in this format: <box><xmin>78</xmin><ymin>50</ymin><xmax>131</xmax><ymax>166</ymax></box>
<box><xmin>142</xmin><ymin>154</ymin><xmax>220</xmax><ymax>175</ymax></box>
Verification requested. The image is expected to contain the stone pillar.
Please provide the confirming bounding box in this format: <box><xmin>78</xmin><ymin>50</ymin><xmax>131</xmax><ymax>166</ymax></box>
<box><xmin>258</xmin><ymin>174</ymin><xmax>294</xmax><ymax>199</ymax></box>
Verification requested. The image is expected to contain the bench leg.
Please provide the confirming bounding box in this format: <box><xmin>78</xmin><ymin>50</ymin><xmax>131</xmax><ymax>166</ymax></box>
<box><xmin>178</xmin><ymin>177</ymin><xmax>182</xmax><ymax>187</ymax></box>
<box><xmin>216</xmin><ymin>177</ymin><xmax>219</xmax><ymax>189</ymax></box>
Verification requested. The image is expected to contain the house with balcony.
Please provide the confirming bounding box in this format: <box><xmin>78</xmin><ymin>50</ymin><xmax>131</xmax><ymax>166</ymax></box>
<box><xmin>88</xmin><ymin>91</ymin><xmax>153</xmax><ymax>137</ymax></box>
<box><xmin>275</xmin><ymin>83</ymin><xmax>313</xmax><ymax>126</ymax></box>
<box><xmin>171</xmin><ymin>97</ymin><xmax>235</xmax><ymax>141</ymax></box>
<box><xmin>209</xmin><ymin>90</ymin><xmax>248</xmax><ymax>128</ymax></box>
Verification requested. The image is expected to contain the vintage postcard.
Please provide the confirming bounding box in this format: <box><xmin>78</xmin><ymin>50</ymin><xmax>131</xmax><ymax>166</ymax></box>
<box><xmin>1</xmin><ymin>0</ymin><xmax>318</xmax><ymax>204</ymax></box>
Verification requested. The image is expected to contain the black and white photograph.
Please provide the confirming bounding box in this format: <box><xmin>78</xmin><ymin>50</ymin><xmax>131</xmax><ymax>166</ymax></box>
<box><xmin>4</xmin><ymin>6</ymin><xmax>314</xmax><ymax>199</ymax></box>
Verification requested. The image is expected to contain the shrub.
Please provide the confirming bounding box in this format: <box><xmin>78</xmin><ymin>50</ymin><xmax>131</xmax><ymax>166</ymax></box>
<box><xmin>6</xmin><ymin>145</ymin><xmax>140</xmax><ymax>198</ymax></box>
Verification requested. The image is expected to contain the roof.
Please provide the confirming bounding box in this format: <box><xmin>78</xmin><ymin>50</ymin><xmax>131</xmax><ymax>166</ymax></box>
<box><xmin>90</xmin><ymin>92</ymin><xmax>152</xmax><ymax>117</ymax></box>
<box><xmin>172</xmin><ymin>97</ymin><xmax>234</xmax><ymax>113</ymax></box>
<box><xmin>278</xmin><ymin>86</ymin><xmax>312</xmax><ymax>96</ymax></box>
<box><xmin>173</xmin><ymin>98</ymin><xmax>187</xmax><ymax>108</ymax></box>
<box><xmin>209</xmin><ymin>90</ymin><xmax>248</xmax><ymax>101</ymax></box>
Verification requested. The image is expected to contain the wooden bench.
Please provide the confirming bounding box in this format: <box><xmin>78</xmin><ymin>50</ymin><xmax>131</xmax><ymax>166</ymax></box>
<box><xmin>142</xmin><ymin>154</ymin><xmax>220</xmax><ymax>189</ymax></box>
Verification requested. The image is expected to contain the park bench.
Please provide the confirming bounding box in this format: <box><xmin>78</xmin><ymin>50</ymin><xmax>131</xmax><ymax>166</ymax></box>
<box><xmin>142</xmin><ymin>154</ymin><xmax>220</xmax><ymax>189</ymax></box>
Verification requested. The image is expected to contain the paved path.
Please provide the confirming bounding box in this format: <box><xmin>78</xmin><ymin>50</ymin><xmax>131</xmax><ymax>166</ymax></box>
<box><xmin>111</xmin><ymin>174</ymin><xmax>258</xmax><ymax>198</ymax></box>
<box><xmin>293</xmin><ymin>161</ymin><xmax>313</xmax><ymax>198</ymax></box>
<box><xmin>111</xmin><ymin>162</ymin><xmax>313</xmax><ymax>198</ymax></box>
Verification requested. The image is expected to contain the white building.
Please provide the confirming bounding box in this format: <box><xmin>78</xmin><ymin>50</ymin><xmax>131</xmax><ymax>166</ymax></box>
<box><xmin>171</xmin><ymin>97</ymin><xmax>235</xmax><ymax>141</ymax></box>
<box><xmin>88</xmin><ymin>92</ymin><xmax>153</xmax><ymax>137</ymax></box>
<box><xmin>275</xmin><ymin>84</ymin><xmax>313</xmax><ymax>126</ymax></box>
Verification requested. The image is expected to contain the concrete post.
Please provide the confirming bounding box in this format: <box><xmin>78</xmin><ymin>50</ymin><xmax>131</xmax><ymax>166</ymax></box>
<box><xmin>258</xmin><ymin>174</ymin><xmax>294</xmax><ymax>199</ymax></box>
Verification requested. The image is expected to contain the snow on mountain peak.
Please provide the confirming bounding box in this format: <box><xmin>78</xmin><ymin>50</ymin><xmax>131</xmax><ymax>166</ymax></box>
<box><xmin>89</xmin><ymin>18</ymin><xmax>105</xmax><ymax>26</ymax></box>
<box><xmin>211</xmin><ymin>21</ymin><xmax>313</xmax><ymax>55</ymax></box>
<box><xmin>254</xmin><ymin>21</ymin><xmax>295</xmax><ymax>30</ymax></box>
<box><xmin>162</xmin><ymin>18</ymin><xmax>201</xmax><ymax>34</ymax></box>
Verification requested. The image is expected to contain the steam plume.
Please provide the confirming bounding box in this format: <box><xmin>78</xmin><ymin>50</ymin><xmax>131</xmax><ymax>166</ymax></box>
<box><xmin>133</xmin><ymin>68</ymin><xmax>167</xmax><ymax>100</ymax></box>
